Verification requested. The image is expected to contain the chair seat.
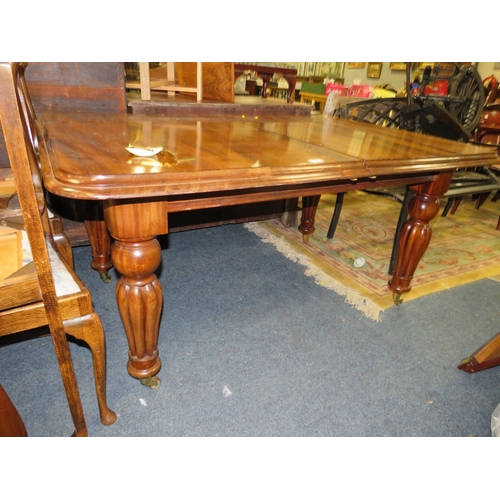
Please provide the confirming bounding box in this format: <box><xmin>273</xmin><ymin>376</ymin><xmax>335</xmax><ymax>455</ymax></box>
<box><xmin>20</xmin><ymin>230</ymin><xmax>80</xmax><ymax>297</ymax></box>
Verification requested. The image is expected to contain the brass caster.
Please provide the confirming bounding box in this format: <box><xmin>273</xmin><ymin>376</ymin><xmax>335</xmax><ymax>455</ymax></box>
<box><xmin>140</xmin><ymin>376</ymin><xmax>161</xmax><ymax>390</ymax></box>
<box><xmin>302</xmin><ymin>234</ymin><xmax>309</xmax><ymax>244</ymax></box>
<box><xmin>99</xmin><ymin>271</ymin><xmax>112</xmax><ymax>283</ymax></box>
<box><xmin>460</xmin><ymin>356</ymin><xmax>471</xmax><ymax>365</ymax></box>
<box><xmin>393</xmin><ymin>293</ymin><xmax>403</xmax><ymax>306</ymax></box>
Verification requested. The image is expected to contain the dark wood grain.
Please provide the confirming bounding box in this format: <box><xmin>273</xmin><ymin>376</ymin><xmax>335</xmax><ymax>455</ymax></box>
<box><xmin>25</xmin><ymin>62</ymin><xmax>127</xmax><ymax>113</ymax></box>
<box><xmin>176</xmin><ymin>62</ymin><xmax>234</xmax><ymax>103</ymax></box>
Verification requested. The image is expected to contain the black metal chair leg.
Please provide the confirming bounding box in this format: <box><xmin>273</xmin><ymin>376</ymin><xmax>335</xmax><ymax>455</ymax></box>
<box><xmin>388</xmin><ymin>187</ymin><xmax>413</xmax><ymax>275</ymax></box>
<box><xmin>441</xmin><ymin>197</ymin><xmax>454</xmax><ymax>217</ymax></box>
<box><xmin>327</xmin><ymin>192</ymin><xmax>345</xmax><ymax>239</ymax></box>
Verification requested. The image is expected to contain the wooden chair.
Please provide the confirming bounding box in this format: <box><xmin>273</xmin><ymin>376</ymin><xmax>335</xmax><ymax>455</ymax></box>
<box><xmin>474</xmin><ymin>103</ymin><xmax>500</xmax><ymax>146</ymax></box>
<box><xmin>441</xmin><ymin>104</ymin><xmax>500</xmax><ymax>227</ymax></box>
<box><xmin>482</xmin><ymin>75</ymin><xmax>499</xmax><ymax>107</ymax></box>
<box><xmin>0</xmin><ymin>62</ymin><xmax>116</xmax><ymax>436</ymax></box>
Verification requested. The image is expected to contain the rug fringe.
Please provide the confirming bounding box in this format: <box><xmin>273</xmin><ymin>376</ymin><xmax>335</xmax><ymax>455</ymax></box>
<box><xmin>244</xmin><ymin>222</ymin><xmax>382</xmax><ymax>322</ymax></box>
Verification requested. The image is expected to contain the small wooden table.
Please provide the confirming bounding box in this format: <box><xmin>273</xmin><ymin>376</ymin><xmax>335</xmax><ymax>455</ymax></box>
<box><xmin>40</xmin><ymin>113</ymin><xmax>500</xmax><ymax>386</ymax></box>
<box><xmin>299</xmin><ymin>91</ymin><xmax>328</xmax><ymax>113</ymax></box>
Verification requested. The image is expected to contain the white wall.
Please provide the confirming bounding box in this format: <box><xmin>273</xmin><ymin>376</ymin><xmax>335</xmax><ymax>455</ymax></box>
<box><xmin>341</xmin><ymin>63</ymin><xmax>407</xmax><ymax>89</ymax></box>
<box><xmin>477</xmin><ymin>62</ymin><xmax>500</xmax><ymax>81</ymax></box>
<box><xmin>341</xmin><ymin>62</ymin><xmax>499</xmax><ymax>89</ymax></box>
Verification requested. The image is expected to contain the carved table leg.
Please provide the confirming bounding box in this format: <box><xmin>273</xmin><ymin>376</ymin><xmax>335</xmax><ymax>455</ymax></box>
<box><xmin>389</xmin><ymin>172</ymin><xmax>453</xmax><ymax>303</ymax></box>
<box><xmin>112</xmin><ymin>239</ymin><xmax>163</xmax><ymax>386</ymax></box>
<box><xmin>103</xmin><ymin>199</ymin><xmax>168</xmax><ymax>387</ymax></box>
<box><xmin>84</xmin><ymin>220</ymin><xmax>113</xmax><ymax>283</ymax></box>
<box><xmin>298</xmin><ymin>195</ymin><xmax>321</xmax><ymax>243</ymax></box>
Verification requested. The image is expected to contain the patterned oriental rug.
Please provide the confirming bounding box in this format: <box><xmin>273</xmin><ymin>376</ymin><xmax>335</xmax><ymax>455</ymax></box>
<box><xmin>245</xmin><ymin>191</ymin><xmax>500</xmax><ymax>321</ymax></box>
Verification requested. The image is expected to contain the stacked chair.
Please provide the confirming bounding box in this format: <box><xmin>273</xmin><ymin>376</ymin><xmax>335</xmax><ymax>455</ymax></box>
<box><xmin>457</xmin><ymin>77</ymin><xmax>500</xmax><ymax>228</ymax></box>
<box><xmin>326</xmin><ymin>64</ymin><xmax>499</xmax><ymax>274</ymax></box>
<box><xmin>0</xmin><ymin>62</ymin><xmax>116</xmax><ymax>436</ymax></box>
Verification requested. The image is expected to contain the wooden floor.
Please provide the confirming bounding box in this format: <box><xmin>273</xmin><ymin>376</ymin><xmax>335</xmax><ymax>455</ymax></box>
<box><xmin>127</xmin><ymin>92</ymin><xmax>314</xmax><ymax>116</ymax></box>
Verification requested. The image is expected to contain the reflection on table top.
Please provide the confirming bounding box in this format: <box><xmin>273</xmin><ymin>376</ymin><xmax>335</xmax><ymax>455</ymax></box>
<box><xmin>40</xmin><ymin>113</ymin><xmax>500</xmax><ymax>200</ymax></box>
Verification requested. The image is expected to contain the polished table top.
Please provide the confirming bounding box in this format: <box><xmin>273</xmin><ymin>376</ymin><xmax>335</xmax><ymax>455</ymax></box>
<box><xmin>41</xmin><ymin>113</ymin><xmax>500</xmax><ymax>202</ymax></box>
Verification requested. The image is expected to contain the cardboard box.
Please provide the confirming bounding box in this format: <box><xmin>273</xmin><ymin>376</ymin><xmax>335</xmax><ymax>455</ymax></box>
<box><xmin>0</xmin><ymin>225</ymin><xmax>22</xmax><ymax>280</ymax></box>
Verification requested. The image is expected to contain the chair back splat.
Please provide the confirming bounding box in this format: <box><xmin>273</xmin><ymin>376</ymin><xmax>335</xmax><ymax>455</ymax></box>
<box><xmin>0</xmin><ymin>62</ymin><xmax>116</xmax><ymax>436</ymax></box>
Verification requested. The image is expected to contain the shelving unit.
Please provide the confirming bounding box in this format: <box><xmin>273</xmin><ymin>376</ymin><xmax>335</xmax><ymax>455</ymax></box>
<box><xmin>127</xmin><ymin>62</ymin><xmax>203</xmax><ymax>102</ymax></box>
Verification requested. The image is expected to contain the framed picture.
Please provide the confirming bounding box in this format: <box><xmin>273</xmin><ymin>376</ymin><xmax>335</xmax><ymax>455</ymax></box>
<box><xmin>319</xmin><ymin>62</ymin><xmax>345</xmax><ymax>78</ymax></box>
<box><xmin>418</xmin><ymin>62</ymin><xmax>435</xmax><ymax>69</ymax></box>
<box><xmin>348</xmin><ymin>62</ymin><xmax>365</xmax><ymax>69</ymax></box>
<box><xmin>367</xmin><ymin>62</ymin><xmax>382</xmax><ymax>78</ymax></box>
<box><xmin>297</xmin><ymin>62</ymin><xmax>307</xmax><ymax>76</ymax></box>
<box><xmin>390</xmin><ymin>62</ymin><xmax>407</xmax><ymax>71</ymax></box>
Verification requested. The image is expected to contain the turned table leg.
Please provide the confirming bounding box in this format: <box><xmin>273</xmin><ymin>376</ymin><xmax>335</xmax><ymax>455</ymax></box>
<box><xmin>298</xmin><ymin>195</ymin><xmax>321</xmax><ymax>243</ymax></box>
<box><xmin>389</xmin><ymin>172</ymin><xmax>453</xmax><ymax>303</ymax></box>
<box><xmin>112</xmin><ymin>238</ymin><xmax>163</xmax><ymax>387</ymax></box>
<box><xmin>103</xmin><ymin>199</ymin><xmax>168</xmax><ymax>387</ymax></box>
<box><xmin>84</xmin><ymin>220</ymin><xmax>113</xmax><ymax>283</ymax></box>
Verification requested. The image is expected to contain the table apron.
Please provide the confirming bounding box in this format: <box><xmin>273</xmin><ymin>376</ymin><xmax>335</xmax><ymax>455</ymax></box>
<box><xmin>165</xmin><ymin>173</ymin><xmax>438</xmax><ymax>213</ymax></box>
<box><xmin>103</xmin><ymin>199</ymin><xmax>169</xmax><ymax>241</ymax></box>
<box><xmin>98</xmin><ymin>172</ymin><xmax>440</xmax><ymax>243</ymax></box>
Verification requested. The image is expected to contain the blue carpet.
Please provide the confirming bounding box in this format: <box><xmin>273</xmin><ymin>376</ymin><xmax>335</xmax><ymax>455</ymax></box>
<box><xmin>2</xmin><ymin>223</ymin><xmax>500</xmax><ymax>437</ymax></box>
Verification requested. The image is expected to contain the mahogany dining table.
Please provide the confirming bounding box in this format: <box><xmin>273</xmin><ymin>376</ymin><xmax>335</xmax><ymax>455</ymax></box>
<box><xmin>39</xmin><ymin>112</ymin><xmax>500</xmax><ymax>387</ymax></box>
